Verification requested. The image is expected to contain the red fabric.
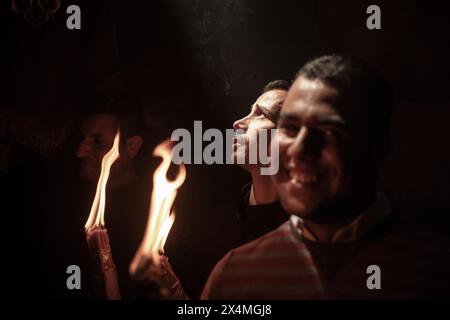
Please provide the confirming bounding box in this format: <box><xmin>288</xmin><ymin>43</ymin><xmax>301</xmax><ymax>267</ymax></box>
<box><xmin>201</xmin><ymin>222</ymin><xmax>325</xmax><ymax>299</ymax></box>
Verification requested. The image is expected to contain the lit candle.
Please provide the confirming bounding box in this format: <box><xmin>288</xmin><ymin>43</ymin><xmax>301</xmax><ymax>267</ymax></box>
<box><xmin>129</xmin><ymin>139</ymin><xmax>187</xmax><ymax>299</ymax></box>
<box><xmin>84</xmin><ymin>130</ymin><xmax>121</xmax><ymax>300</ymax></box>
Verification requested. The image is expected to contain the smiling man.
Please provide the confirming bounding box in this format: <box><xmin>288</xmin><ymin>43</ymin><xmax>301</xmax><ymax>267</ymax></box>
<box><xmin>201</xmin><ymin>55</ymin><xmax>450</xmax><ymax>299</ymax></box>
<box><xmin>273</xmin><ymin>57</ymin><xmax>387</xmax><ymax>241</ymax></box>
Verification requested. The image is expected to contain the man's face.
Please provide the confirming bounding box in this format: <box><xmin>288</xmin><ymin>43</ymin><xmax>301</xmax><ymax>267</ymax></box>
<box><xmin>76</xmin><ymin>114</ymin><xmax>119</xmax><ymax>181</ymax></box>
<box><xmin>272</xmin><ymin>76</ymin><xmax>373</xmax><ymax>220</ymax></box>
<box><xmin>233</xmin><ymin>89</ymin><xmax>287</xmax><ymax>169</ymax></box>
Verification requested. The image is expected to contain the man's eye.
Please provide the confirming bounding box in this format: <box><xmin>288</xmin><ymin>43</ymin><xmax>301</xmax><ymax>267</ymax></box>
<box><xmin>280</xmin><ymin>124</ymin><xmax>299</xmax><ymax>136</ymax></box>
<box><xmin>94</xmin><ymin>139</ymin><xmax>107</xmax><ymax>148</ymax></box>
<box><xmin>253</xmin><ymin>109</ymin><xmax>263</xmax><ymax>117</ymax></box>
<box><xmin>252</xmin><ymin>111</ymin><xmax>268</xmax><ymax>122</ymax></box>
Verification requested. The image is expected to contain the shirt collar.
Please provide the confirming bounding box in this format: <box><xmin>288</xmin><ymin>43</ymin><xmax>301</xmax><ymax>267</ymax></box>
<box><xmin>290</xmin><ymin>193</ymin><xmax>391</xmax><ymax>243</ymax></box>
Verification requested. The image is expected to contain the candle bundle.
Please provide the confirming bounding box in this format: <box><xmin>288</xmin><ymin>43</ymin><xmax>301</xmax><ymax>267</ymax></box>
<box><xmin>85</xmin><ymin>228</ymin><xmax>120</xmax><ymax>299</ymax></box>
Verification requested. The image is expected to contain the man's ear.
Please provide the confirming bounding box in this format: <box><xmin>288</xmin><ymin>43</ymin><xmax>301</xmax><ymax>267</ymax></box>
<box><xmin>125</xmin><ymin>135</ymin><xmax>143</xmax><ymax>158</ymax></box>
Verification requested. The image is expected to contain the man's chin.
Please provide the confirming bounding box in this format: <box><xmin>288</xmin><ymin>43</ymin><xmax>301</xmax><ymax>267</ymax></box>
<box><xmin>278</xmin><ymin>192</ymin><xmax>323</xmax><ymax>219</ymax></box>
<box><xmin>281</xmin><ymin>201</ymin><xmax>312</xmax><ymax>218</ymax></box>
<box><xmin>280</xmin><ymin>195</ymin><xmax>352</xmax><ymax>225</ymax></box>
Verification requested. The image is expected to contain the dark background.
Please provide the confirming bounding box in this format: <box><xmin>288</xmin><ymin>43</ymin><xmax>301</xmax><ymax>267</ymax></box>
<box><xmin>1</xmin><ymin>0</ymin><xmax>449</xmax><ymax>299</ymax></box>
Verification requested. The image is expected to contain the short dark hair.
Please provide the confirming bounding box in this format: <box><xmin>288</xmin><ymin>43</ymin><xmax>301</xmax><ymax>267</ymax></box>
<box><xmin>297</xmin><ymin>55</ymin><xmax>393</xmax><ymax>143</ymax></box>
<box><xmin>81</xmin><ymin>94</ymin><xmax>145</xmax><ymax>140</ymax></box>
<box><xmin>262</xmin><ymin>79</ymin><xmax>290</xmax><ymax>94</ymax></box>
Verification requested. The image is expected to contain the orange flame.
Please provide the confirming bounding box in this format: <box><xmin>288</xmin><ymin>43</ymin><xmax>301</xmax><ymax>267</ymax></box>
<box><xmin>84</xmin><ymin>130</ymin><xmax>121</xmax><ymax>232</ymax></box>
<box><xmin>130</xmin><ymin>139</ymin><xmax>186</xmax><ymax>274</ymax></box>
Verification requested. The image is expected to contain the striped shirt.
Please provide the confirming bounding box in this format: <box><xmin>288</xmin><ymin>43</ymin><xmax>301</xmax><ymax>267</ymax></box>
<box><xmin>200</xmin><ymin>221</ymin><xmax>326</xmax><ymax>299</ymax></box>
<box><xmin>201</xmin><ymin>195</ymin><xmax>450</xmax><ymax>299</ymax></box>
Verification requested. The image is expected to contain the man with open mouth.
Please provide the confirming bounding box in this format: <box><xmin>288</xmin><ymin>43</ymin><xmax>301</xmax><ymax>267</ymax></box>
<box><xmin>232</xmin><ymin>79</ymin><xmax>291</xmax><ymax>244</ymax></box>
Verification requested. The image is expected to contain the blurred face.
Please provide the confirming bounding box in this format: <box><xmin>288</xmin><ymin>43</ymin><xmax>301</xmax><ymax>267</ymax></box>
<box><xmin>232</xmin><ymin>89</ymin><xmax>287</xmax><ymax>170</ymax></box>
<box><xmin>77</xmin><ymin>114</ymin><xmax>126</xmax><ymax>181</ymax></box>
<box><xmin>272</xmin><ymin>77</ymin><xmax>374</xmax><ymax>221</ymax></box>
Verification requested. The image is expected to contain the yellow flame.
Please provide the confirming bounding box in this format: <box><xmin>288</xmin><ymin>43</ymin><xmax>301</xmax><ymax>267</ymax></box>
<box><xmin>130</xmin><ymin>139</ymin><xmax>186</xmax><ymax>274</ymax></box>
<box><xmin>84</xmin><ymin>130</ymin><xmax>121</xmax><ymax>232</ymax></box>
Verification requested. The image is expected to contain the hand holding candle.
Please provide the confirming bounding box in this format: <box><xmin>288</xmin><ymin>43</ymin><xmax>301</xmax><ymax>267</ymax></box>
<box><xmin>130</xmin><ymin>253</ymin><xmax>188</xmax><ymax>299</ymax></box>
<box><xmin>129</xmin><ymin>139</ymin><xmax>187</xmax><ymax>299</ymax></box>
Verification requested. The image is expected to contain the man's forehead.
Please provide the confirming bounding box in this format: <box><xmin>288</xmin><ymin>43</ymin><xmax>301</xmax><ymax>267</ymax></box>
<box><xmin>256</xmin><ymin>89</ymin><xmax>286</xmax><ymax>108</ymax></box>
<box><xmin>282</xmin><ymin>77</ymin><xmax>361</xmax><ymax>122</ymax></box>
<box><xmin>280</xmin><ymin>105</ymin><xmax>346</xmax><ymax>126</ymax></box>
<box><xmin>82</xmin><ymin>114</ymin><xmax>118</xmax><ymax>135</ymax></box>
<box><xmin>287</xmin><ymin>77</ymin><xmax>338</xmax><ymax>104</ymax></box>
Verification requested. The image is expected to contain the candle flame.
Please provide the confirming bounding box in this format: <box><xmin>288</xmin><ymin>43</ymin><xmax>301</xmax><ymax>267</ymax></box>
<box><xmin>84</xmin><ymin>130</ymin><xmax>121</xmax><ymax>232</ymax></box>
<box><xmin>130</xmin><ymin>139</ymin><xmax>186</xmax><ymax>274</ymax></box>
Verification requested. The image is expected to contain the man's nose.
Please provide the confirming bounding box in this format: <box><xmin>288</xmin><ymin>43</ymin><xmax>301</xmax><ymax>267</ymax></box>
<box><xmin>76</xmin><ymin>140</ymin><xmax>92</xmax><ymax>158</ymax></box>
<box><xmin>233</xmin><ymin>115</ymin><xmax>249</xmax><ymax>131</ymax></box>
<box><xmin>286</xmin><ymin>127</ymin><xmax>315</xmax><ymax>165</ymax></box>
